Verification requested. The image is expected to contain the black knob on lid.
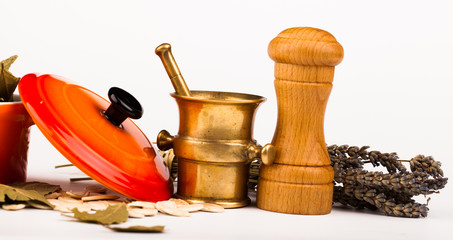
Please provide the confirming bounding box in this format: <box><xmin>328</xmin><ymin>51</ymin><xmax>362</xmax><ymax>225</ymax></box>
<box><xmin>104</xmin><ymin>87</ymin><xmax>143</xmax><ymax>126</ymax></box>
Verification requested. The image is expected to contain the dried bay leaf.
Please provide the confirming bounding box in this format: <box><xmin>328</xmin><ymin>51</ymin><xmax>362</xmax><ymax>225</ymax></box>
<box><xmin>0</xmin><ymin>55</ymin><xmax>20</xmax><ymax>102</ymax></box>
<box><xmin>0</xmin><ymin>183</ymin><xmax>53</xmax><ymax>207</ymax></box>
<box><xmin>71</xmin><ymin>203</ymin><xmax>128</xmax><ymax>225</ymax></box>
<box><xmin>10</xmin><ymin>181</ymin><xmax>61</xmax><ymax>196</ymax></box>
<box><xmin>106</xmin><ymin>225</ymin><xmax>165</xmax><ymax>233</ymax></box>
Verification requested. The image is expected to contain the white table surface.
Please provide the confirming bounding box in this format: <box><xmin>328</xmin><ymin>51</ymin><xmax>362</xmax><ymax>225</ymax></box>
<box><xmin>1</xmin><ymin>0</ymin><xmax>452</xmax><ymax>239</ymax></box>
<box><xmin>0</xmin><ymin>129</ymin><xmax>451</xmax><ymax>240</ymax></box>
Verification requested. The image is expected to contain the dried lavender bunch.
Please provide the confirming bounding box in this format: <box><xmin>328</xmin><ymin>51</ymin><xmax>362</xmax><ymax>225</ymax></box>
<box><xmin>334</xmin><ymin>185</ymin><xmax>428</xmax><ymax>218</ymax></box>
<box><xmin>328</xmin><ymin>144</ymin><xmax>406</xmax><ymax>173</ymax></box>
<box><xmin>333</xmin><ymin>186</ymin><xmax>377</xmax><ymax>210</ymax></box>
<box><xmin>410</xmin><ymin>155</ymin><xmax>444</xmax><ymax>177</ymax></box>
<box><xmin>249</xmin><ymin>159</ymin><xmax>260</xmax><ymax>191</ymax></box>
<box><xmin>330</xmin><ymin>145</ymin><xmax>447</xmax><ymax>218</ymax></box>
<box><xmin>160</xmin><ymin>149</ymin><xmax>178</xmax><ymax>181</ymax></box>
<box><xmin>333</xmin><ymin>164</ymin><xmax>448</xmax><ymax>197</ymax></box>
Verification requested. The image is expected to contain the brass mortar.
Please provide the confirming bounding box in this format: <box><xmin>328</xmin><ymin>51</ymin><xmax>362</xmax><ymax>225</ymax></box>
<box><xmin>157</xmin><ymin>90</ymin><xmax>274</xmax><ymax>208</ymax></box>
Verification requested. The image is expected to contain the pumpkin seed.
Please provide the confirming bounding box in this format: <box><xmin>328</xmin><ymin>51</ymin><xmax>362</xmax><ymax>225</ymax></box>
<box><xmin>156</xmin><ymin>201</ymin><xmax>189</xmax><ymax>217</ymax></box>
<box><xmin>127</xmin><ymin>201</ymin><xmax>156</xmax><ymax>209</ymax></box>
<box><xmin>81</xmin><ymin>194</ymin><xmax>119</xmax><ymax>201</ymax></box>
<box><xmin>200</xmin><ymin>203</ymin><xmax>224</xmax><ymax>213</ymax></box>
<box><xmin>2</xmin><ymin>203</ymin><xmax>26</xmax><ymax>210</ymax></box>
<box><xmin>177</xmin><ymin>204</ymin><xmax>203</xmax><ymax>212</ymax></box>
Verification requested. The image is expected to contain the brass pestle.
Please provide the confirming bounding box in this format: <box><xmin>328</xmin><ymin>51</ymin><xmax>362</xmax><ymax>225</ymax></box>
<box><xmin>155</xmin><ymin>43</ymin><xmax>191</xmax><ymax>97</ymax></box>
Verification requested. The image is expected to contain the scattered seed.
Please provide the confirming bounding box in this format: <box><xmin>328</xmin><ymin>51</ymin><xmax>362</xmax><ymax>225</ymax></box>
<box><xmin>129</xmin><ymin>208</ymin><xmax>158</xmax><ymax>217</ymax></box>
<box><xmin>45</xmin><ymin>192</ymin><xmax>61</xmax><ymax>199</ymax></box>
<box><xmin>66</xmin><ymin>191</ymin><xmax>84</xmax><ymax>199</ymax></box>
<box><xmin>160</xmin><ymin>207</ymin><xmax>190</xmax><ymax>217</ymax></box>
<box><xmin>156</xmin><ymin>201</ymin><xmax>189</xmax><ymax>217</ymax></box>
<box><xmin>105</xmin><ymin>201</ymin><xmax>123</xmax><ymax>206</ymax></box>
<box><xmin>76</xmin><ymin>203</ymin><xmax>92</xmax><ymax>212</ymax></box>
<box><xmin>128</xmin><ymin>208</ymin><xmax>145</xmax><ymax>218</ymax></box>
<box><xmin>48</xmin><ymin>199</ymin><xmax>63</xmax><ymax>206</ymax></box>
<box><xmin>84</xmin><ymin>186</ymin><xmax>107</xmax><ymax>194</ymax></box>
<box><xmin>200</xmin><ymin>203</ymin><xmax>224</xmax><ymax>213</ymax></box>
<box><xmin>48</xmin><ymin>199</ymin><xmax>91</xmax><ymax>213</ymax></box>
<box><xmin>60</xmin><ymin>203</ymin><xmax>90</xmax><ymax>213</ymax></box>
<box><xmin>58</xmin><ymin>196</ymin><xmax>82</xmax><ymax>204</ymax></box>
<box><xmin>85</xmin><ymin>201</ymin><xmax>110</xmax><ymax>211</ymax></box>
<box><xmin>127</xmin><ymin>201</ymin><xmax>156</xmax><ymax>209</ymax></box>
<box><xmin>81</xmin><ymin>194</ymin><xmax>119</xmax><ymax>201</ymax></box>
<box><xmin>156</xmin><ymin>200</ymin><xmax>176</xmax><ymax>212</ymax></box>
<box><xmin>2</xmin><ymin>203</ymin><xmax>27</xmax><ymax>211</ymax></box>
<box><xmin>169</xmin><ymin>198</ymin><xmax>189</xmax><ymax>206</ymax></box>
<box><xmin>141</xmin><ymin>208</ymin><xmax>158</xmax><ymax>216</ymax></box>
<box><xmin>1</xmin><ymin>179</ymin><xmax>226</xmax><ymax>219</ymax></box>
<box><xmin>54</xmin><ymin>205</ymin><xmax>71</xmax><ymax>213</ymax></box>
<box><xmin>28</xmin><ymin>201</ymin><xmax>53</xmax><ymax>210</ymax></box>
<box><xmin>177</xmin><ymin>204</ymin><xmax>203</xmax><ymax>212</ymax></box>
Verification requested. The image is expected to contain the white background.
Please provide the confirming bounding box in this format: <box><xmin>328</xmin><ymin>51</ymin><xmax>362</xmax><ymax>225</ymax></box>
<box><xmin>1</xmin><ymin>0</ymin><xmax>452</xmax><ymax>239</ymax></box>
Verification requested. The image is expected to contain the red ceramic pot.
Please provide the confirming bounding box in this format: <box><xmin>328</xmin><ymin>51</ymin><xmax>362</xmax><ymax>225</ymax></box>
<box><xmin>0</xmin><ymin>95</ymin><xmax>33</xmax><ymax>184</ymax></box>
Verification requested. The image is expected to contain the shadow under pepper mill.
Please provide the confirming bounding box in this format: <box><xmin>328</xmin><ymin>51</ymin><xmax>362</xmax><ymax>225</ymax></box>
<box><xmin>257</xmin><ymin>27</ymin><xmax>344</xmax><ymax>214</ymax></box>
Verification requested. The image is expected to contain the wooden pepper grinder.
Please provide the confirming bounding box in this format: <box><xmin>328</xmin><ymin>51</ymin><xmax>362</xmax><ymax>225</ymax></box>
<box><xmin>257</xmin><ymin>27</ymin><xmax>344</xmax><ymax>214</ymax></box>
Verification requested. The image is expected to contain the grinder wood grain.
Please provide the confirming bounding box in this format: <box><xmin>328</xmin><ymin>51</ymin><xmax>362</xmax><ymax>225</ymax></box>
<box><xmin>257</xmin><ymin>27</ymin><xmax>343</xmax><ymax>215</ymax></box>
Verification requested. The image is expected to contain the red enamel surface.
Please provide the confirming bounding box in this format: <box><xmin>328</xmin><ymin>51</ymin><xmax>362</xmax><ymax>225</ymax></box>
<box><xmin>18</xmin><ymin>73</ymin><xmax>173</xmax><ymax>201</ymax></box>
<box><xmin>0</xmin><ymin>101</ymin><xmax>32</xmax><ymax>184</ymax></box>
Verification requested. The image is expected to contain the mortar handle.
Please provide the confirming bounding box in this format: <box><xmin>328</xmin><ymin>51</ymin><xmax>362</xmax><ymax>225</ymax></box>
<box><xmin>248</xmin><ymin>143</ymin><xmax>275</xmax><ymax>166</ymax></box>
<box><xmin>156</xmin><ymin>129</ymin><xmax>174</xmax><ymax>151</ymax></box>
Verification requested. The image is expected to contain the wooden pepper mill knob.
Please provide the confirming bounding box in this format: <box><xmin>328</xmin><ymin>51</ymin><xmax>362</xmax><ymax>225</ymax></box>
<box><xmin>257</xmin><ymin>27</ymin><xmax>343</xmax><ymax>215</ymax></box>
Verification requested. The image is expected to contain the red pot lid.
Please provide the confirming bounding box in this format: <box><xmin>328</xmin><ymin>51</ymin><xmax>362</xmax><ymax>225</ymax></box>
<box><xmin>18</xmin><ymin>73</ymin><xmax>173</xmax><ymax>202</ymax></box>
